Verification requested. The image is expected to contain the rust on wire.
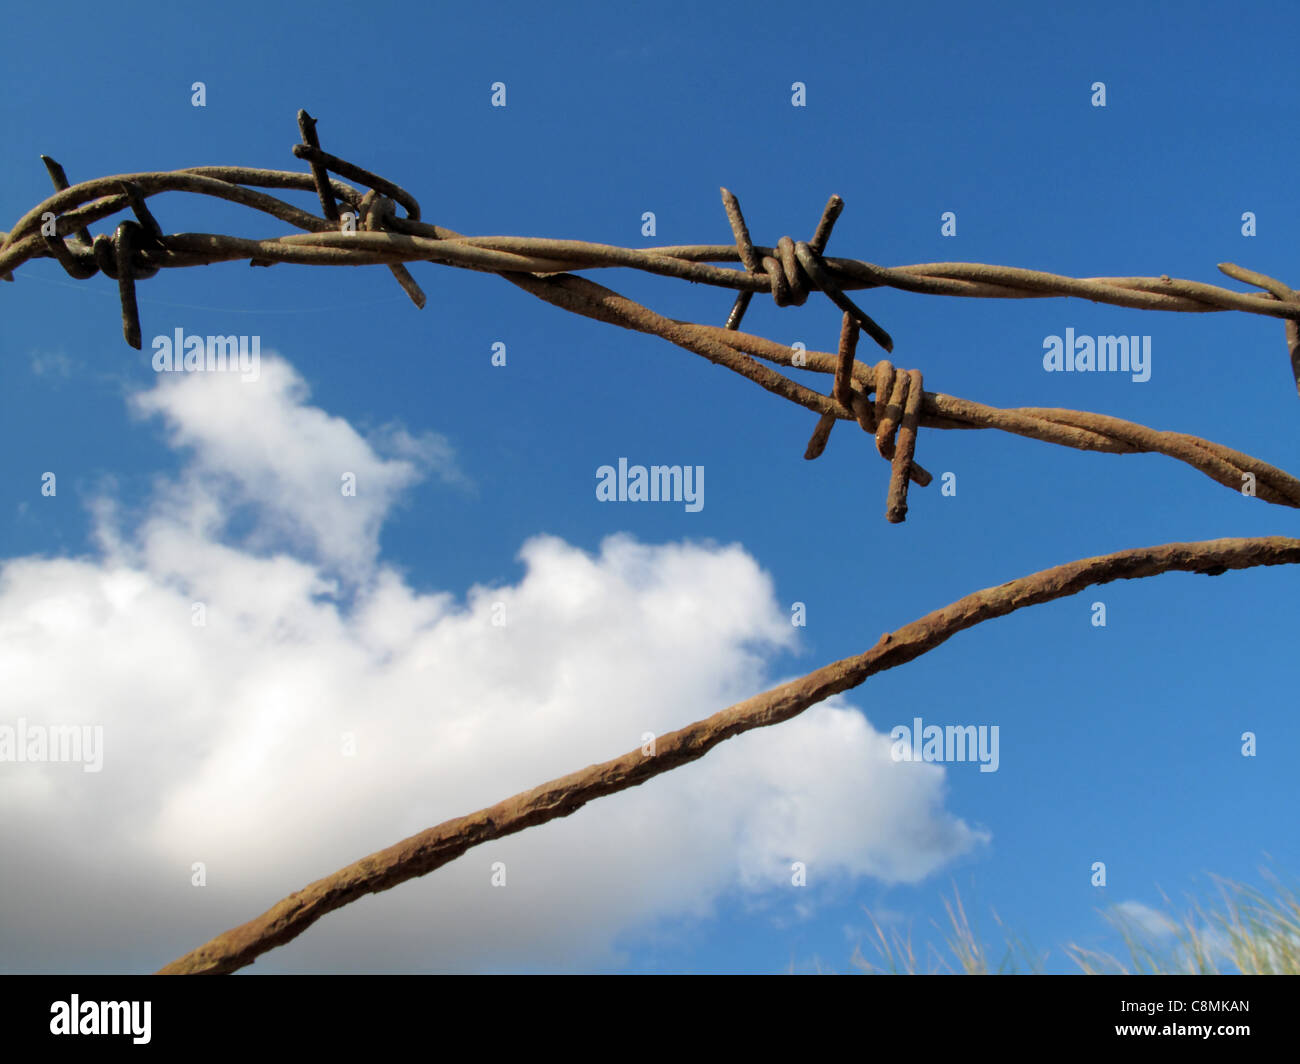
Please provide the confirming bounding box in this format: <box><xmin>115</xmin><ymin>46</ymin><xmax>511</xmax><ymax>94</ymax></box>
<box><xmin>4</xmin><ymin>111</ymin><xmax>1300</xmax><ymax>515</ymax></box>
<box><xmin>296</xmin><ymin>111</ymin><xmax>425</xmax><ymax>309</ymax></box>
<box><xmin>6</xmin><ymin>112</ymin><xmax>1300</xmax><ymax>976</ymax></box>
<box><xmin>718</xmin><ymin>186</ymin><xmax>892</xmax><ymax>352</ymax></box>
<box><xmin>886</xmin><ymin>368</ymin><xmax>926</xmax><ymax>523</ymax></box>
<box><xmin>802</xmin><ymin>312</ymin><xmax>858</xmax><ymax>461</ymax></box>
<box><xmin>1217</xmin><ymin>261</ymin><xmax>1300</xmax><ymax>397</ymax></box>
<box><xmin>720</xmin><ymin>187</ymin><xmax>758</xmax><ymax>330</ymax></box>
<box><xmin>40</xmin><ymin>155</ymin><xmax>94</xmax><ymax>245</ymax></box>
<box><xmin>31</xmin><ymin>160</ymin><xmax>166</xmax><ymax>347</ymax></box>
<box><xmin>296</xmin><ymin>109</ymin><xmax>339</xmax><ymax>222</ymax></box>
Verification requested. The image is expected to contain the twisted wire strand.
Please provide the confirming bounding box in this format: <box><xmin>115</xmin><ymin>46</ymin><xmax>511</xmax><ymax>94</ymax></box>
<box><xmin>154</xmin><ymin>534</ymin><xmax>1300</xmax><ymax>974</ymax></box>
<box><xmin>4</xmin><ymin>111</ymin><xmax>1299</xmax><ymax>524</ymax></box>
<box><xmin>8</xmin><ymin>173</ymin><xmax>1300</xmax><ymax>319</ymax></box>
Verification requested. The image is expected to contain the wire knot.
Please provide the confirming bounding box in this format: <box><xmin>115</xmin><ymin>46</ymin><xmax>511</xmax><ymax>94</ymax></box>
<box><xmin>718</xmin><ymin>187</ymin><xmax>893</xmax><ymax>353</ymax></box>
<box><xmin>762</xmin><ymin>237</ymin><xmax>816</xmax><ymax>307</ymax></box>
<box><xmin>803</xmin><ymin>313</ymin><xmax>932</xmax><ymax>523</ymax></box>
<box><xmin>359</xmin><ymin>189</ymin><xmax>396</xmax><ymax>231</ymax></box>
<box><xmin>37</xmin><ymin>169</ymin><xmax>164</xmax><ymax>349</ymax></box>
<box><xmin>304</xmin><ymin>115</ymin><xmax>426</xmax><ymax>310</ymax></box>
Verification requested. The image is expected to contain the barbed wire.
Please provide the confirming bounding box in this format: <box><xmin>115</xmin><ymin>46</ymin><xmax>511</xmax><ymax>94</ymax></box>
<box><xmin>4</xmin><ymin>111</ymin><xmax>1299</xmax><ymax>523</ymax></box>
<box><xmin>7</xmin><ymin>112</ymin><xmax>1300</xmax><ymax>974</ymax></box>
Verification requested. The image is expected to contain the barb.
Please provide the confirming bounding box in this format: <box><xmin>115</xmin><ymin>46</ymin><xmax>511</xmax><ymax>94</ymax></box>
<box><xmin>4</xmin><ymin>110</ymin><xmax>1298</xmax><ymax>520</ymax></box>
<box><xmin>717</xmin><ymin>187</ymin><xmax>892</xmax><ymax>353</ymax></box>
<box><xmin>1218</xmin><ymin>262</ymin><xmax>1300</xmax><ymax>397</ymax></box>
<box><xmin>155</xmin><ymin>535</ymin><xmax>1300</xmax><ymax>974</ymax></box>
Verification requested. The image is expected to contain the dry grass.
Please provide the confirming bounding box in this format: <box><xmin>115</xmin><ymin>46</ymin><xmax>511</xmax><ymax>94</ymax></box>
<box><xmin>849</xmin><ymin>868</ymin><xmax>1300</xmax><ymax>975</ymax></box>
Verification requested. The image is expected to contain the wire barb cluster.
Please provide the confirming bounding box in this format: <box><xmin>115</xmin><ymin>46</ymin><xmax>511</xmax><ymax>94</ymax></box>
<box><xmin>34</xmin><ymin>158</ymin><xmax>170</xmax><ymax>349</ymax></box>
<box><xmin>4</xmin><ymin>110</ymin><xmax>1300</xmax><ymax>524</ymax></box>
<box><xmin>719</xmin><ymin>186</ymin><xmax>892</xmax><ymax>352</ymax></box>
<box><xmin>801</xmin><ymin>314</ymin><xmax>931</xmax><ymax>522</ymax></box>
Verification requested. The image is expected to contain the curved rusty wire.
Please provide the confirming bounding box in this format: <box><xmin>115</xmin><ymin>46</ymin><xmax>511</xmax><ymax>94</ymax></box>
<box><xmin>155</xmin><ymin>535</ymin><xmax>1300</xmax><ymax>974</ymax></box>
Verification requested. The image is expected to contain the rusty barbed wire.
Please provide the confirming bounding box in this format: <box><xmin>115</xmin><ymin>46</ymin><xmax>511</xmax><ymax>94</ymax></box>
<box><xmin>4</xmin><ymin>110</ymin><xmax>1300</xmax><ymax>523</ymax></box>
<box><xmin>9</xmin><ymin>112</ymin><xmax>1300</xmax><ymax>975</ymax></box>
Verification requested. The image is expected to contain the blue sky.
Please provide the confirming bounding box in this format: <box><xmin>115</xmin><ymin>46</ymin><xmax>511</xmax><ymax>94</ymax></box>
<box><xmin>2</xmin><ymin>0</ymin><xmax>1299</xmax><ymax>973</ymax></box>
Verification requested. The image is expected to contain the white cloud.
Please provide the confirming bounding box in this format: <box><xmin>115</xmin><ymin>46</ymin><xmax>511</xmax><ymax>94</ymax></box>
<box><xmin>127</xmin><ymin>355</ymin><xmax>464</xmax><ymax>580</ymax></box>
<box><xmin>1112</xmin><ymin>900</ymin><xmax>1179</xmax><ymax>940</ymax></box>
<box><xmin>0</xmin><ymin>354</ymin><xmax>988</xmax><ymax>973</ymax></box>
<box><xmin>29</xmin><ymin>350</ymin><xmax>76</xmax><ymax>380</ymax></box>
<box><xmin>1110</xmin><ymin>898</ymin><xmax>1243</xmax><ymax>972</ymax></box>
